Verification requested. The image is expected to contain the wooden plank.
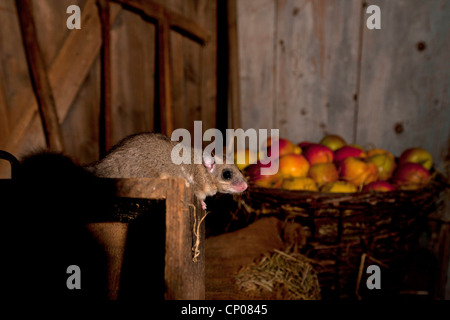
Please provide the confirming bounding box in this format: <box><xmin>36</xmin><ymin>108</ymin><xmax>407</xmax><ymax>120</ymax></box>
<box><xmin>237</xmin><ymin>0</ymin><xmax>277</xmax><ymax>131</ymax></box>
<box><xmin>167</xmin><ymin>0</ymin><xmax>217</xmax><ymax>135</ymax></box>
<box><xmin>112</xmin><ymin>177</ymin><xmax>205</xmax><ymax>299</ymax></box>
<box><xmin>110</xmin><ymin>8</ymin><xmax>156</xmax><ymax>145</ymax></box>
<box><xmin>164</xmin><ymin>178</ymin><xmax>205</xmax><ymax>300</ymax></box>
<box><xmin>98</xmin><ymin>0</ymin><xmax>113</xmax><ymax>156</ymax></box>
<box><xmin>16</xmin><ymin>0</ymin><xmax>65</xmax><ymax>152</ymax></box>
<box><xmin>170</xmin><ymin>29</ymin><xmax>187</xmax><ymax>132</ymax></box>
<box><xmin>157</xmin><ymin>18</ymin><xmax>173</xmax><ymax>135</ymax></box>
<box><xmin>184</xmin><ymin>0</ymin><xmax>217</xmax><ymax>133</ymax></box>
<box><xmin>1</xmin><ymin>0</ymin><xmax>121</xmax><ymax>158</ymax></box>
<box><xmin>274</xmin><ymin>0</ymin><xmax>361</xmax><ymax>143</ymax></box>
<box><xmin>0</xmin><ymin>63</ymin><xmax>9</xmax><ymax>141</ymax></box>
<box><xmin>357</xmin><ymin>0</ymin><xmax>450</xmax><ymax>170</ymax></box>
<box><xmin>112</xmin><ymin>0</ymin><xmax>210</xmax><ymax>44</ymax></box>
<box><xmin>0</xmin><ymin>0</ymin><xmax>34</xmax><ymax>127</ymax></box>
<box><xmin>227</xmin><ymin>0</ymin><xmax>241</xmax><ymax>129</ymax></box>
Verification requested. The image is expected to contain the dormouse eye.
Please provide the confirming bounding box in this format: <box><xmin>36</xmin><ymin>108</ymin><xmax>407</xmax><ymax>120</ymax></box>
<box><xmin>221</xmin><ymin>169</ymin><xmax>233</xmax><ymax>180</ymax></box>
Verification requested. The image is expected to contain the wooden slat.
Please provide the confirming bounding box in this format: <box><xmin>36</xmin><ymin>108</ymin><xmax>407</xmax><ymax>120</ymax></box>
<box><xmin>112</xmin><ymin>0</ymin><xmax>210</xmax><ymax>44</ymax></box>
<box><xmin>164</xmin><ymin>178</ymin><xmax>205</xmax><ymax>300</ymax></box>
<box><xmin>356</xmin><ymin>0</ymin><xmax>450</xmax><ymax>166</ymax></box>
<box><xmin>274</xmin><ymin>0</ymin><xmax>361</xmax><ymax>143</ymax></box>
<box><xmin>110</xmin><ymin>8</ymin><xmax>156</xmax><ymax>144</ymax></box>
<box><xmin>16</xmin><ymin>0</ymin><xmax>65</xmax><ymax>152</ymax></box>
<box><xmin>0</xmin><ymin>66</ymin><xmax>9</xmax><ymax>141</ymax></box>
<box><xmin>103</xmin><ymin>177</ymin><xmax>205</xmax><ymax>300</ymax></box>
<box><xmin>237</xmin><ymin>0</ymin><xmax>277</xmax><ymax>131</ymax></box>
<box><xmin>227</xmin><ymin>0</ymin><xmax>241</xmax><ymax>129</ymax></box>
<box><xmin>98</xmin><ymin>0</ymin><xmax>113</xmax><ymax>156</ymax></box>
<box><xmin>1</xmin><ymin>0</ymin><xmax>121</xmax><ymax>158</ymax></box>
<box><xmin>157</xmin><ymin>18</ymin><xmax>174</xmax><ymax>135</ymax></box>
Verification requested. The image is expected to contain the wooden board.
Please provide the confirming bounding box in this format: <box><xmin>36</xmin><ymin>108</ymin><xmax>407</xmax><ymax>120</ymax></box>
<box><xmin>236</xmin><ymin>0</ymin><xmax>449</xmax><ymax>169</ymax></box>
<box><xmin>237</xmin><ymin>0</ymin><xmax>277</xmax><ymax>132</ymax></box>
<box><xmin>274</xmin><ymin>0</ymin><xmax>362</xmax><ymax>143</ymax></box>
<box><xmin>356</xmin><ymin>0</ymin><xmax>450</xmax><ymax>169</ymax></box>
<box><xmin>166</xmin><ymin>0</ymin><xmax>217</xmax><ymax>134</ymax></box>
<box><xmin>110</xmin><ymin>8</ymin><xmax>156</xmax><ymax>145</ymax></box>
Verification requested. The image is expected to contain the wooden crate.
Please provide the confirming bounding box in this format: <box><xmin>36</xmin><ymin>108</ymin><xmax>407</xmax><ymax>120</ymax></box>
<box><xmin>1</xmin><ymin>176</ymin><xmax>204</xmax><ymax>300</ymax></box>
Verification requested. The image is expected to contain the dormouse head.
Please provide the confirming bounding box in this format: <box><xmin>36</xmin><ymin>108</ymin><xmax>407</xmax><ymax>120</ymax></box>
<box><xmin>202</xmin><ymin>154</ymin><xmax>248</xmax><ymax>194</ymax></box>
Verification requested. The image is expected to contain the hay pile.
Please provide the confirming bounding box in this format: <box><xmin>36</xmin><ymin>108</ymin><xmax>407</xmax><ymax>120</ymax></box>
<box><xmin>235</xmin><ymin>249</ymin><xmax>322</xmax><ymax>300</ymax></box>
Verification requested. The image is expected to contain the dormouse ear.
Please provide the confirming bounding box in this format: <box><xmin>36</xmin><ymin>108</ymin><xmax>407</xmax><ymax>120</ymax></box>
<box><xmin>202</xmin><ymin>154</ymin><xmax>216</xmax><ymax>172</ymax></box>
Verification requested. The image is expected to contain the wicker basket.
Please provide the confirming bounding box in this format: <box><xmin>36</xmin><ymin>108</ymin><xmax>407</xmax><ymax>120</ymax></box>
<box><xmin>239</xmin><ymin>173</ymin><xmax>448</xmax><ymax>299</ymax></box>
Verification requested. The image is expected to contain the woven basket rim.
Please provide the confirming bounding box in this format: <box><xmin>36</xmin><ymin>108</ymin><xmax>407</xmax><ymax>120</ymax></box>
<box><xmin>245</xmin><ymin>172</ymin><xmax>448</xmax><ymax>202</ymax></box>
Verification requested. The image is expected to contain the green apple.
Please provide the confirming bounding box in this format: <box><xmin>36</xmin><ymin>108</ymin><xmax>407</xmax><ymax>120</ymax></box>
<box><xmin>399</xmin><ymin>148</ymin><xmax>433</xmax><ymax>170</ymax></box>
<box><xmin>367</xmin><ymin>152</ymin><xmax>396</xmax><ymax>181</ymax></box>
<box><xmin>319</xmin><ymin>134</ymin><xmax>347</xmax><ymax>151</ymax></box>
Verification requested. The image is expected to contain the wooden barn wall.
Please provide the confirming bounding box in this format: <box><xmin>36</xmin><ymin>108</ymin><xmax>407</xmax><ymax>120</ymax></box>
<box><xmin>0</xmin><ymin>0</ymin><xmax>217</xmax><ymax>178</ymax></box>
<box><xmin>237</xmin><ymin>0</ymin><xmax>450</xmax><ymax>171</ymax></box>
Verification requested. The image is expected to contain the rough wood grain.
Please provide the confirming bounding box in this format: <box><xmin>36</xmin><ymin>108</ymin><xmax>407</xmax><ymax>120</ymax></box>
<box><xmin>227</xmin><ymin>0</ymin><xmax>241</xmax><ymax>129</ymax></box>
<box><xmin>0</xmin><ymin>0</ymin><xmax>121</xmax><ymax>158</ymax></box>
<box><xmin>274</xmin><ymin>0</ymin><xmax>361</xmax><ymax>143</ymax></box>
<box><xmin>98</xmin><ymin>0</ymin><xmax>113</xmax><ymax>156</ymax></box>
<box><xmin>16</xmin><ymin>0</ymin><xmax>65</xmax><ymax>152</ymax></box>
<box><xmin>110</xmin><ymin>8</ymin><xmax>156</xmax><ymax>145</ymax></box>
<box><xmin>356</xmin><ymin>0</ymin><xmax>450</xmax><ymax>170</ymax></box>
<box><xmin>111</xmin><ymin>177</ymin><xmax>205</xmax><ymax>299</ymax></box>
<box><xmin>237</xmin><ymin>0</ymin><xmax>277</xmax><ymax>132</ymax></box>
<box><xmin>164</xmin><ymin>178</ymin><xmax>205</xmax><ymax>300</ymax></box>
<box><xmin>112</xmin><ymin>0</ymin><xmax>210</xmax><ymax>44</ymax></box>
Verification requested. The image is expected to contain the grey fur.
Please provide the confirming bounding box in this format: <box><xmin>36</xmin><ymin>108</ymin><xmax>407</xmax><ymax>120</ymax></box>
<box><xmin>88</xmin><ymin>133</ymin><xmax>247</xmax><ymax>207</ymax></box>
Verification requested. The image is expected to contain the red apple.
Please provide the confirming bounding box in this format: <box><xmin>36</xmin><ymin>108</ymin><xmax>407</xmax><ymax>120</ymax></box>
<box><xmin>399</xmin><ymin>148</ymin><xmax>433</xmax><ymax>170</ymax></box>
<box><xmin>320</xmin><ymin>134</ymin><xmax>347</xmax><ymax>151</ymax></box>
<box><xmin>278</xmin><ymin>154</ymin><xmax>310</xmax><ymax>178</ymax></box>
<box><xmin>245</xmin><ymin>161</ymin><xmax>282</xmax><ymax>188</ymax></box>
<box><xmin>339</xmin><ymin>157</ymin><xmax>379</xmax><ymax>187</ymax></box>
<box><xmin>367</xmin><ymin>152</ymin><xmax>396</xmax><ymax>181</ymax></box>
<box><xmin>393</xmin><ymin>163</ymin><xmax>431</xmax><ymax>190</ymax></box>
<box><xmin>303</xmin><ymin>144</ymin><xmax>334</xmax><ymax>165</ymax></box>
<box><xmin>363</xmin><ymin>181</ymin><xmax>396</xmax><ymax>192</ymax></box>
<box><xmin>308</xmin><ymin>163</ymin><xmax>339</xmax><ymax>187</ymax></box>
<box><xmin>334</xmin><ymin>146</ymin><xmax>366</xmax><ymax>163</ymax></box>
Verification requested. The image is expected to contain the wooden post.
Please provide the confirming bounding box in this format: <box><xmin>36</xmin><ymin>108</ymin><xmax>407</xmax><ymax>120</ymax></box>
<box><xmin>157</xmin><ymin>18</ymin><xmax>173</xmax><ymax>136</ymax></box>
<box><xmin>15</xmin><ymin>0</ymin><xmax>65</xmax><ymax>152</ymax></box>
<box><xmin>105</xmin><ymin>178</ymin><xmax>205</xmax><ymax>300</ymax></box>
<box><xmin>111</xmin><ymin>0</ymin><xmax>210</xmax><ymax>136</ymax></box>
<box><xmin>98</xmin><ymin>0</ymin><xmax>113</xmax><ymax>156</ymax></box>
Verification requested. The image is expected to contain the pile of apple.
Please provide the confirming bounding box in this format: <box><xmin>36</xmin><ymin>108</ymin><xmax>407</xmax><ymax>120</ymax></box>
<box><xmin>239</xmin><ymin>134</ymin><xmax>433</xmax><ymax>193</ymax></box>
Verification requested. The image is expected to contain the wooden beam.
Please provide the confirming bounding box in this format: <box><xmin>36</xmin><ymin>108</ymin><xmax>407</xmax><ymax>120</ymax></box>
<box><xmin>100</xmin><ymin>178</ymin><xmax>205</xmax><ymax>300</ymax></box>
<box><xmin>1</xmin><ymin>0</ymin><xmax>121</xmax><ymax>158</ymax></box>
<box><xmin>164</xmin><ymin>178</ymin><xmax>205</xmax><ymax>300</ymax></box>
<box><xmin>15</xmin><ymin>0</ymin><xmax>64</xmax><ymax>152</ymax></box>
<box><xmin>112</xmin><ymin>0</ymin><xmax>210</xmax><ymax>45</ymax></box>
<box><xmin>157</xmin><ymin>17</ymin><xmax>173</xmax><ymax>135</ymax></box>
<box><xmin>98</xmin><ymin>0</ymin><xmax>113</xmax><ymax>156</ymax></box>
